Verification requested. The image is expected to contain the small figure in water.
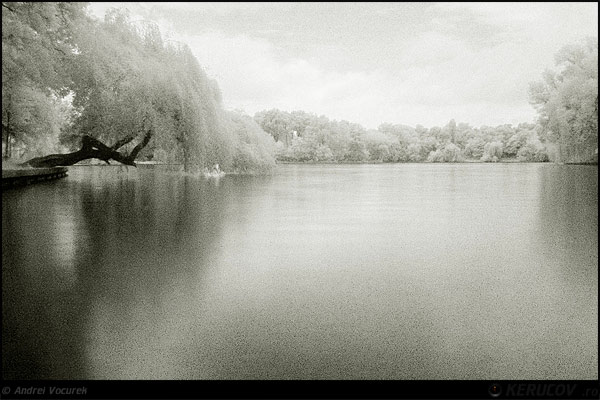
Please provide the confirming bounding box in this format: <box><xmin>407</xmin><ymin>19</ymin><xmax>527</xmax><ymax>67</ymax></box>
<box><xmin>212</xmin><ymin>163</ymin><xmax>221</xmax><ymax>174</ymax></box>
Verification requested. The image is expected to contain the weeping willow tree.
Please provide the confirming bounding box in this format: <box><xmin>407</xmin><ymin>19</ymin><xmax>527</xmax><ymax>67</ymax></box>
<box><xmin>6</xmin><ymin>4</ymin><xmax>274</xmax><ymax>173</ymax></box>
<box><xmin>161</xmin><ymin>43</ymin><xmax>235</xmax><ymax>172</ymax></box>
<box><xmin>40</xmin><ymin>7</ymin><xmax>232</xmax><ymax>172</ymax></box>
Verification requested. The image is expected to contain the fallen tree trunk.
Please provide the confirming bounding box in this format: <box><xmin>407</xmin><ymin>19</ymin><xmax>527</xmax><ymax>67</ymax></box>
<box><xmin>21</xmin><ymin>130</ymin><xmax>153</xmax><ymax>168</ymax></box>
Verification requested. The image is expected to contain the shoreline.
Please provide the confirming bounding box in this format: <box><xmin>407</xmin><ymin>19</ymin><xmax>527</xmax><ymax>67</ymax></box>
<box><xmin>2</xmin><ymin>166</ymin><xmax>68</xmax><ymax>188</ymax></box>
<box><xmin>276</xmin><ymin>159</ymin><xmax>598</xmax><ymax>165</ymax></box>
<box><xmin>276</xmin><ymin>159</ymin><xmax>542</xmax><ymax>165</ymax></box>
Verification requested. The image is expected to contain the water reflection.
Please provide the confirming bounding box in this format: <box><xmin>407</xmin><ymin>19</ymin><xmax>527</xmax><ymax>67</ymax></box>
<box><xmin>2</xmin><ymin>179</ymin><xmax>89</xmax><ymax>379</ymax></box>
<box><xmin>72</xmin><ymin>169</ymin><xmax>232</xmax><ymax>379</ymax></box>
<box><xmin>2</xmin><ymin>164</ymin><xmax>598</xmax><ymax>379</ymax></box>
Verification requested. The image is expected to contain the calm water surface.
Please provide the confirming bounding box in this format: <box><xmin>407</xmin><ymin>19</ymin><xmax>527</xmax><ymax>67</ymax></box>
<box><xmin>2</xmin><ymin>164</ymin><xmax>598</xmax><ymax>379</ymax></box>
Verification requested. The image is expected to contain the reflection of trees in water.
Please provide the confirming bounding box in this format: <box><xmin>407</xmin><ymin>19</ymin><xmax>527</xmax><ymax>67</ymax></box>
<box><xmin>536</xmin><ymin>165</ymin><xmax>598</xmax><ymax>281</ymax></box>
<box><xmin>534</xmin><ymin>166</ymin><xmax>598</xmax><ymax>379</ymax></box>
<box><xmin>2</xmin><ymin>182</ymin><xmax>89</xmax><ymax>379</ymax></box>
<box><xmin>76</xmin><ymin>168</ymin><xmax>231</xmax><ymax>379</ymax></box>
<box><xmin>1</xmin><ymin>168</ymin><xmax>232</xmax><ymax>379</ymax></box>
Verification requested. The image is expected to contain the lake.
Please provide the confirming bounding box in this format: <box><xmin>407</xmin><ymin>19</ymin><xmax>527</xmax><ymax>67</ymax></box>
<box><xmin>2</xmin><ymin>163</ymin><xmax>597</xmax><ymax>379</ymax></box>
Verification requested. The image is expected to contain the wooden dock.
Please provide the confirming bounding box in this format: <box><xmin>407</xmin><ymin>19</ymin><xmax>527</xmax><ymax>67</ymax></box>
<box><xmin>2</xmin><ymin>167</ymin><xmax>68</xmax><ymax>188</ymax></box>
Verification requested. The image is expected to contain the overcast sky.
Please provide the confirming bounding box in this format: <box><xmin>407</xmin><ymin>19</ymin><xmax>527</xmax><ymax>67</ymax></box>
<box><xmin>88</xmin><ymin>2</ymin><xmax>598</xmax><ymax>129</ymax></box>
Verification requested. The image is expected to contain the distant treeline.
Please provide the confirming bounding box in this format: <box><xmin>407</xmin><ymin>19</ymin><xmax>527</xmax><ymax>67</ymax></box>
<box><xmin>254</xmin><ymin>111</ymin><xmax>550</xmax><ymax>163</ymax></box>
<box><xmin>2</xmin><ymin>3</ymin><xmax>597</xmax><ymax>170</ymax></box>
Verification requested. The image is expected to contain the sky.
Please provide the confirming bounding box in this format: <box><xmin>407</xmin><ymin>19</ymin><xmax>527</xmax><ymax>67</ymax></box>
<box><xmin>87</xmin><ymin>2</ymin><xmax>598</xmax><ymax>129</ymax></box>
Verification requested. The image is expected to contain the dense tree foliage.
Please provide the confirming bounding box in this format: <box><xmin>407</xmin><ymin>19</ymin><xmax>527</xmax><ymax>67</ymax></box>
<box><xmin>225</xmin><ymin>111</ymin><xmax>276</xmax><ymax>174</ymax></box>
<box><xmin>529</xmin><ymin>38</ymin><xmax>598</xmax><ymax>163</ymax></box>
<box><xmin>2</xmin><ymin>2</ymin><xmax>87</xmax><ymax>158</ymax></box>
<box><xmin>2</xmin><ymin>3</ymin><xmax>275</xmax><ymax>173</ymax></box>
<box><xmin>63</xmin><ymin>9</ymin><xmax>236</xmax><ymax>172</ymax></box>
<box><xmin>254</xmin><ymin>109</ymin><xmax>550</xmax><ymax>163</ymax></box>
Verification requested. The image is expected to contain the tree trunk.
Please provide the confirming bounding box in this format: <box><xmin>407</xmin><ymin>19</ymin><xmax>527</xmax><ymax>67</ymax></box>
<box><xmin>21</xmin><ymin>129</ymin><xmax>153</xmax><ymax>168</ymax></box>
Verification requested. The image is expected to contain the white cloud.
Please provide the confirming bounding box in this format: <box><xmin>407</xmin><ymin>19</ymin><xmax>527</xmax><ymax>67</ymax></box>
<box><xmin>179</xmin><ymin>29</ymin><xmax>552</xmax><ymax>128</ymax></box>
<box><xmin>181</xmin><ymin>29</ymin><xmax>539</xmax><ymax>128</ymax></box>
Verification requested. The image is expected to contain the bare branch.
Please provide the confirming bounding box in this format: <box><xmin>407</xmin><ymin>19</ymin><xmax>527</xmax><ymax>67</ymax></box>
<box><xmin>128</xmin><ymin>128</ymin><xmax>153</xmax><ymax>160</ymax></box>
<box><xmin>111</xmin><ymin>134</ymin><xmax>138</xmax><ymax>150</ymax></box>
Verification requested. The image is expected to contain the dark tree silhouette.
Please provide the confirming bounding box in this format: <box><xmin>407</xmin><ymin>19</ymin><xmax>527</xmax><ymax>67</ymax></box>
<box><xmin>21</xmin><ymin>130</ymin><xmax>153</xmax><ymax>168</ymax></box>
